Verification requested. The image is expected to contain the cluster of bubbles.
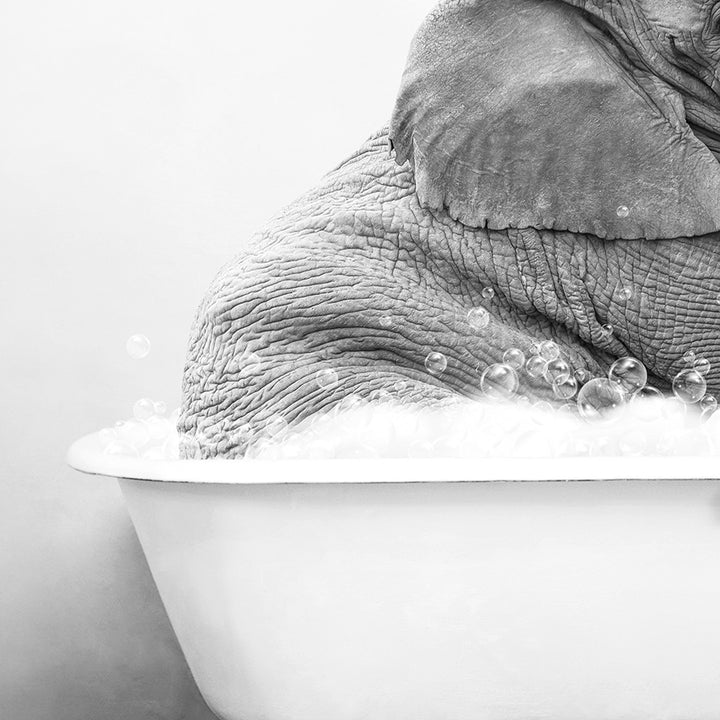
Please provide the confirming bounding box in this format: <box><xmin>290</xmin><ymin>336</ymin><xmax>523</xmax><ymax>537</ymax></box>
<box><xmin>421</xmin><ymin>320</ymin><xmax>716</xmax><ymax>425</ymax></box>
<box><xmin>99</xmin><ymin>398</ymin><xmax>180</xmax><ymax>459</ymax></box>
<box><xmin>244</xmin><ymin>394</ymin><xmax>720</xmax><ymax>460</ymax></box>
<box><xmin>105</xmin><ymin>318</ymin><xmax>719</xmax><ymax>461</ymax></box>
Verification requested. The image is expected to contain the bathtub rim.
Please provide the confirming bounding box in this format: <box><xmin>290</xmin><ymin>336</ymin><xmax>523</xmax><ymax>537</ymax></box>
<box><xmin>67</xmin><ymin>431</ymin><xmax>720</xmax><ymax>484</ymax></box>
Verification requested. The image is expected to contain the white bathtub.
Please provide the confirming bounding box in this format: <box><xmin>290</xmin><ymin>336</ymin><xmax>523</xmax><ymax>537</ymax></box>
<box><xmin>68</xmin><ymin>432</ymin><xmax>720</xmax><ymax>720</ymax></box>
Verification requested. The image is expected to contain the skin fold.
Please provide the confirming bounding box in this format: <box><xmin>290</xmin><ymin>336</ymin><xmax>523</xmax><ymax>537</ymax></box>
<box><xmin>179</xmin><ymin>0</ymin><xmax>720</xmax><ymax>458</ymax></box>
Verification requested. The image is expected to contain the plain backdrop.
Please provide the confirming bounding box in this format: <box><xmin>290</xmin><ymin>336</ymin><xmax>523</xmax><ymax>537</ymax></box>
<box><xmin>0</xmin><ymin>1</ymin><xmax>438</xmax><ymax>718</ymax></box>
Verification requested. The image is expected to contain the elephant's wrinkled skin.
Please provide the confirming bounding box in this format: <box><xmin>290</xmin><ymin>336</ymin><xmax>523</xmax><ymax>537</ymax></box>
<box><xmin>180</xmin><ymin>0</ymin><xmax>720</xmax><ymax>458</ymax></box>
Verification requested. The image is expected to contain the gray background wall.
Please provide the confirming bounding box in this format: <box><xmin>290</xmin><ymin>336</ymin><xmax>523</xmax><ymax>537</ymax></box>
<box><xmin>0</xmin><ymin>1</ymin><xmax>436</xmax><ymax>717</ymax></box>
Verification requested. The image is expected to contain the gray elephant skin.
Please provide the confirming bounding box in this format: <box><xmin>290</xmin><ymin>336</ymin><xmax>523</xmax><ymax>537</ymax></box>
<box><xmin>180</xmin><ymin>0</ymin><xmax>720</xmax><ymax>457</ymax></box>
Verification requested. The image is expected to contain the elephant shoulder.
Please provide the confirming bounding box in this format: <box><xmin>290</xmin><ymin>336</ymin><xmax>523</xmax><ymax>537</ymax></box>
<box><xmin>389</xmin><ymin>0</ymin><xmax>720</xmax><ymax>240</ymax></box>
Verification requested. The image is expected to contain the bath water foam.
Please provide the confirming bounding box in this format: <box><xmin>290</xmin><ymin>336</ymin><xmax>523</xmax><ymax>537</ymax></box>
<box><xmin>99</xmin><ymin>395</ymin><xmax>720</xmax><ymax>460</ymax></box>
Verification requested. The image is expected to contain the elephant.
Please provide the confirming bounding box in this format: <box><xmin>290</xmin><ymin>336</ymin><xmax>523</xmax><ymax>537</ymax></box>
<box><xmin>179</xmin><ymin>0</ymin><xmax>720</xmax><ymax>458</ymax></box>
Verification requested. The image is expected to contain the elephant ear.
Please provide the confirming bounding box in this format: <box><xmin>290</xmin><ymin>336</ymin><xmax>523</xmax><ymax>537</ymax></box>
<box><xmin>389</xmin><ymin>0</ymin><xmax>720</xmax><ymax>240</ymax></box>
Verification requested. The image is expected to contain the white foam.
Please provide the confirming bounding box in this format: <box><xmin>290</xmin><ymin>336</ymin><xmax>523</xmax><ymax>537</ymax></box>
<box><xmin>97</xmin><ymin>396</ymin><xmax>720</xmax><ymax>460</ymax></box>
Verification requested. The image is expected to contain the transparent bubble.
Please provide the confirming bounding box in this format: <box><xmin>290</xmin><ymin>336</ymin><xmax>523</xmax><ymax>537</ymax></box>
<box><xmin>618</xmin><ymin>286</ymin><xmax>633</xmax><ymax>301</ymax></box>
<box><xmin>425</xmin><ymin>351</ymin><xmax>448</xmax><ymax>376</ymax></box>
<box><xmin>682</xmin><ymin>350</ymin><xmax>696</xmax><ymax>365</ymax></box>
<box><xmin>336</xmin><ymin>393</ymin><xmax>366</xmax><ymax>413</ymax></box>
<box><xmin>481</xmin><ymin>287</ymin><xmax>495</xmax><ymax>301</ymax></box>
<box><xmin>700</xmin><ymin>394</ymin><xmax>718</xmax><ymax>414</ymax></box>
<box><xmin>315</xmin><ymin>368</ymin><xmax>339</xmax><ymax>389</ymax></box>
<box><xmin>379</xmin><ymin>315</ymin><xmax>393</xmax><ymax>328</ymax></box>
<box><xmin>574</xmin><ymin>368</ymin><xmax>592</xmax><ymax>385</ymax></box>
<box><xmin>467</xmin><ymin>307</ymin><xmax>491</xmax><ymax>330</ymax></box>
<box><xmin>153</xmin><ymin>400</ymin><xmax>167</xmax><ymax>416</ymax></box>
<box><xmin>502</xmin><ymin>348</ymin><xmax>526</xmax><ymax>370</ymax></box>
<box><xmin>369</xmin><ymin>388</ymin><xmax>392</xmax><ymax>403</ymax></box>
<box><xmin>539</xmin><ymin>341</ymin><xmax>560</xmax><ymax>361</ymax></box>
<box><xmin>526</xmin><ymin>355</ymin><xmax>548</xmax><ymax>379</ymax></box>
<box><xmin>616</xmin><ymin>205</ymin><xmax>630</xmax><ymax>218</ymax></box>
<box><xmin>553</xmin><ymin>375</ymin><xmax>578</xmax><ymax>400</ymax></box>
<box><xmin>600</xmin><ymin>324</ymin><xmax>614</xmax><ymax>338</ymax></box>
<box><xmin>265</xmin><ymin>414</ymin><xmax>289</xmax><ymax>439</ymax></box>
<box><xmin>126</xmin><ymin>334</ymin><xmax>151</xmax><ymax>360</ymax></box>
<box><xmin>545</xmin><ymin>358</ymin><xmax>571</xmax><ymax>384</ymax></box>
<box><xmin>608</xmin><ymin>357</ymin><xmax>647</xmax><ymax>394</ymax></box>
<box><xmin>577</xmin><ymin>378</ymin><xmax>625</xmax><ymax>420</ymax></box>
<box><xmin>700</xmin><ymin>395</ymin><xmax>718</xmax><ymax>420</ymax></box>
<box><xmin>480</xmin><ymin>363</ymin><xmax>519</xmax><ymax>401</ymax></box>
<box><xmin>672</xmin><ymin>368</ymin><xmax>707</xmax><ymax>404</ymax></box>
<box><xmin>694</xmin><ymin>357</ymin><xmax>711</xmax><ymax>376</ymax></box>
<box><xmin>133</xmin><ymin>397</ymin><xmax>155</xmax><ymax>421</ymax></box>
<box><xmin>116</xmin><ymin>419</ymin><xmax>150</xmax><ymax>447</ymax></box>
<box><xmin>632</xmin><ymin>385</ymin><xmax>663</xmax><ymax>402</ymax></box>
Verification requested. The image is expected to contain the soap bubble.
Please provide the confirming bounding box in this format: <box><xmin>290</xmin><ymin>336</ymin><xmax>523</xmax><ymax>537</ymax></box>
<box><xmin>481</xmin><ymin>287</ymin><xmax>495</xmax><ymax>301</ymax></box>
<box><xmin>545</xmin><ymin>358</ymin><xmax>571</xmax><ymax>384</ymax></box>
<box><xmin>574</xmin><ymin>368</ymin><xmax>592</xmax><ymax>384</ymax></box>
<box><xmin>553</xmin><ymin>376</ymin><xmax>578</xmax><ymax>400</ymax></box>
<box><xmin>672</xmin><ymin>368</ymin><xmax>707</xmax><ymax>404</ymax></box>
<box><xmin>694</xmin><ymin>357</ymin><xmax>711</xmax><ymax>376</ymax></box>
<box><xmin>126</xmin><ymin>334</ymin><xmax>151</xmax><ymax>359</ymax></box>
<box><xmin>600</xmin><ymin>324</ymin><xmax>614</xmax><ymax>338</ymax></box>
<box><xmin>608</xmin><ymin>357</ymin><xmax>647</xmax><ymax>394</ymax></box>
<box><xmin>618</xmin><ymin>286</ymin><xmax>633</xmax><ymax>300</ymax></box>
<box><xmin>153</xmin><ymin>400</ymin><xmax>167</xmax><ymax>416</ymax></box>
<box><xmin>336</xmin><ymin>393</ymin><xmax>366</xmax><ymax>413</ymax></box>
<box><xmin>526</xmin><ymin>355</ymin><xmax>548</xmax><ymax>379</ymax></box>
<box><xmin>539</xmin><ymin>341</ymin><xmax>560</xmax><ymax>361</ymax></box>
<box><xmin>632</xmin><ymin>385</ymin><xmax>663</xmax><ymax>402</ymax></box>
<box><xmin>116</xmin><ymin>419</ymin><xmax>150</xmax><ymax>447</ymax></box>
<box><xmin>265</xmin><ymin>414</ymin><xmax>289</xmax><ymax>439</ymax></box>
<box><xmin>502</xmin><ymin>348</ymin><xmax>526</xmax><ymax>370</ymax></box>
<box><xmin>616</xmin><ymin>205</ymin><xmax>630</xmax><ymax>218</ymax></box>
<box><xmin>700</xmin><ymin>394</ymin><xmax>718</xmax><ymax>416</ymax></box>
<box><xmin>682</xmin><ymin>350</ymin><xmax>696</xmax><ymax>365</ymax></box>
<box><xmin>425</xmin><ymin>351</ymin><xmax>448</xmax><ymax>376</ymax></box>
<box><xmin>369</xmin><ymin>388</ymin><xmax>392</xmax><ymax>403</ymax></box>
<box><xmin>315</xmin><ymin>368</ymin><xmax>339</xmax><ymax>389</ymax></box>
<box><xmin>577</xmin><ymin>378</ymin><xmax>625</xmax><ymax>420</ymax></box>
<box><xmin>467</xmin><ymin>307</ymin><xmax>490</xmax><ymax>330</ymax></box>
<box><xmin>133</xmin><ymin>398</ymin><xmax>155</xmax><ymax>421</ymax></box>
<box><xmin>480</xmin><ymin>363</ymin><xmax>519</xmax><ymax>400</ymax></box>
<box><xmin>379</xmin><ymin>315</ymin><xmax>393</xmax><ymax>328</ymax></box>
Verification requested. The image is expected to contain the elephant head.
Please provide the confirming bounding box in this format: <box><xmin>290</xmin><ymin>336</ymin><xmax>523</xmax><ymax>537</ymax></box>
<box><xmin>179</xmin><ymin>0</ymin><xmax>720</xmax><ymax>458</ymax></box>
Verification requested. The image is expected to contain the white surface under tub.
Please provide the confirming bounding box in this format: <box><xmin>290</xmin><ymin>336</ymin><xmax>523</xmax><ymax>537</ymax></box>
<box><xmin>69</xmin><ymin>432</ymin><xmax>720</xmax><ymax>720</ymax></box>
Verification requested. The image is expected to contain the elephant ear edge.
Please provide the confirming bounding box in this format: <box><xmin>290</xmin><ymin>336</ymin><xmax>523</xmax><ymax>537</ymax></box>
<box><xmin>389</xmin><ymin>0</ymin><xmax>720</xmax><ymax>240</ymax></box>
